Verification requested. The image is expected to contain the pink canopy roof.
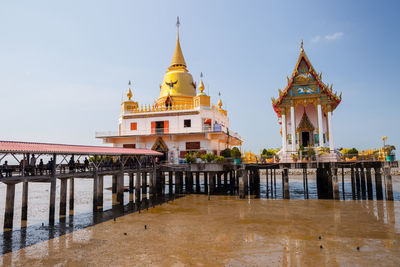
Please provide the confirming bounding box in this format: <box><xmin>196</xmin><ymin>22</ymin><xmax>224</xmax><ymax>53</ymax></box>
<box><xmin>0</xmin><ymin>141</ymin><xmax>162</xmax><ymax>156</ymax></box>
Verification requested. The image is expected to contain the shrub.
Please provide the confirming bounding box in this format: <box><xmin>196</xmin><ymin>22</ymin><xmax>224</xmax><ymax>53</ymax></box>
<box><xmin>221</xmin><ymin>148</ymin><xmax>232</xmax><ymax>158</ymax></box>
<box><xmin>341</xmin><ymin>148</ymin><xmax>358</xmax><ymax>155</ymax></box>
<box><xmin>202</xmin><ymin>153</ymin><xmax>215</xmax><ymax>163</ymax></box>
<box><xmin>215</xmin><ymin>155</ymin><xmax>226</xmax><ymax>163</ymax></box>
<box><xmin>261</xmin><ymin>148</ymin><xmax>277</xmax><ymax>156</ymax></box>
<box><xmin>231</xmin><ymin>147</ymin><xmax>242</xmax><ymax>159</ymax></box>
<box><xmin>184</xmin><ymin>152</ymin><xmax>197</xmax><ymax>164</ymax></box>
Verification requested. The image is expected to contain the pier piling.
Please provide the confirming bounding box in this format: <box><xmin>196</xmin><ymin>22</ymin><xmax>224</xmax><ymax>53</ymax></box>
<box><xmin>375</xmin><ymin>167</ymin><xmax>383</xmax><ymax>200</ymax></box>
<box><xmin>4</xmin><ymin>183</ymin><xmax>16</xmax><ymax>230</ymax></box>
<box><xmin>366</xmin><ymin>168</ymin><xmax>373</xmax><ymax>200</ymax></box>
<box><xmin>282</xmin><ymin>167</ymin><xmax>289</xmax><ymax>199</ymax></box>
<box><xmin>384</xmin><ymin>167</ymin><xmax>393</xmax><ymax>201</ymax></box>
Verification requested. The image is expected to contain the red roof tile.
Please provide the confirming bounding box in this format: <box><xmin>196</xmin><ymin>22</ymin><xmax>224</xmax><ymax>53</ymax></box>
<box><xmin>0</xmin><ymin>141</ymin><xmax>162</xmax><ymax>156</ymax></box>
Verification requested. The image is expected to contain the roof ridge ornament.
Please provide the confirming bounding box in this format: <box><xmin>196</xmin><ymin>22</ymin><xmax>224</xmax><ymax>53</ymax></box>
<box><xmin>301</xmin><ymin>40</ymin><xmax>304</xmax><ymax>53</ymax></box>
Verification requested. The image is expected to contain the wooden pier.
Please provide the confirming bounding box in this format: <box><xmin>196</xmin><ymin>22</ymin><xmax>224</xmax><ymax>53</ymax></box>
<box><xmin>0</xmin><ymin>141</ymin><xmax>398</xmax><ymax>231</ymax></box>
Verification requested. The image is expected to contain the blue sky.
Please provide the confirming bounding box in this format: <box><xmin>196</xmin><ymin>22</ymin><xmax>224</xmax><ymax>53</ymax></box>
<box><xmin>0</xmin><ymin>0</ymin><xmax>399</xmax><ymax>155</ymax></box>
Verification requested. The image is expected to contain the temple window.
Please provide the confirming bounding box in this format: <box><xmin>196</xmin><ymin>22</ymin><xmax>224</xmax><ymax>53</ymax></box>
<box><xmin>130</xmin><ymin>122</ymin><xmax>137</xmax><ymax>131</ymax></box>
<box><xmin>184</xmin><ymin>119</ymin><xmax>191</xmax><ymax>128</ymax></box>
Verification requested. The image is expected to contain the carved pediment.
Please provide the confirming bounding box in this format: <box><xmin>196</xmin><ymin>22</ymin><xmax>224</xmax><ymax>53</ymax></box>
<box><xmin>297</xmin><ymin>111</ymin><xmax>315</xmax><ymax>132</ymax></box>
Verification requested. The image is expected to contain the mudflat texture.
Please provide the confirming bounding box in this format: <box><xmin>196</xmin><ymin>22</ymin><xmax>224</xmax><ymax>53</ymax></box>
<box><xmin>1</xmin><ymin>195</ymin><xmax>399</xmax><ymax>266</ymax></box>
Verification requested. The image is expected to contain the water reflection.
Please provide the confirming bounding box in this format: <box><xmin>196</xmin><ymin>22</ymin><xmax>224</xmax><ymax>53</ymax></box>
<box><xmin>0</xmin><ymin>194</ymin><xmax>182</xmax><ymax>255</ymax></box>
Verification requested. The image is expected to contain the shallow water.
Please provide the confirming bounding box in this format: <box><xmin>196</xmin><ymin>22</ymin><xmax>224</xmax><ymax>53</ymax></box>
<box><xmin>0</xmin><ymin>174</ymin><xmax>399</xmax><ymax>266</ymax></box>
<box><xmin>0</xmin><ymin>195</ymin><xmax>399</xmax><ymax>266</ymax></box>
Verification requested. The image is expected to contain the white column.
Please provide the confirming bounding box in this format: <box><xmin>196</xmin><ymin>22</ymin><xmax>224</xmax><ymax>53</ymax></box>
<box><xmin>290</xmin><ymin>105</ymin><xmax>296</xmax><ymax>152</ymax></box>
<box><xmin>317</xmin><ymin>104</ymin><xmax>324</xmax><ymax>147</ymax></box>
<box><xmin>328</xmin><ymin>110</ymin><xmax>334</xmax><ymax>152</ymax></box>
<box><xmin>281</xmin><ymin>111</ymin><xmax>287</xmax><ymax>152</ymax></box>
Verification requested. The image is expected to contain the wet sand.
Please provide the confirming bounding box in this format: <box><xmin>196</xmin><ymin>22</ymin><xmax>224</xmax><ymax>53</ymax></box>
<box><xmin>1</xmin><ymin>195</ymin><xmax>399</xmax><ymax>266</ymax></box>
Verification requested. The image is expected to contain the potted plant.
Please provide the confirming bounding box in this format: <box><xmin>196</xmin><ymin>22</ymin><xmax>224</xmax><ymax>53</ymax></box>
<box><xmin>384</xmin><ymin>145</ymin><xmax>396</xmax><ymax>161</ymax></box>
<box><xmin>231</xmin><ymin>147</ymin><xmax>242</xmax><ymax>164</ymax></box>
<box><xmin>290</xmin><ymin>153</ymin><xmax>299</xmax><ymax>162</ymax></box>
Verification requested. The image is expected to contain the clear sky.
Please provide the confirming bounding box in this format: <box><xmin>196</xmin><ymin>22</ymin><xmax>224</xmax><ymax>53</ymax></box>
<box><xmin>0</xmin><ymin>0</ymin><xmax>399</xmax><ymax>155</ymax></box>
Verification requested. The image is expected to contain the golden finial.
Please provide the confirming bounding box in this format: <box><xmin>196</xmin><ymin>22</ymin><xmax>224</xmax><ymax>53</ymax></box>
<box><xmin>127</xmin><ymin>80</ymin><xmax>133</xmax><ymax>100</ymax></box>
<box><xmin>199</xmin><ymin>72</ymin><xmax>205</xmax><ymax>93</ymax></box>
<box><xmin>300</xmin><ymin>40</ymin><xmax>304</xmax><ymax>53</ymax></box>
<box><xmin>218</xmin><ymin>91</ymin><xmax>222</xmax><ymax>108</ymax></box>
<box><xmin>287</xmin><ymin>76</ymin><xmax>290</xmax><ymax>83</ymax></box>
<box><xmin>330</xmin><ymin>84</ymin><xmax>333</xmax><ymax>91</ymax></box>
<box><xmin>279</xmin><ymin>88</ymin><xmax>283</xmax><ymax>96</ymax></box>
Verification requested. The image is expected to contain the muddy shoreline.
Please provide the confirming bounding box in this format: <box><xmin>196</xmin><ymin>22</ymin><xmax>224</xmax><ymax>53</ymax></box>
<box><xmin>1</xmin><ymin>195</ymin><xmax>399</xmax><ymax>266</ymax></box>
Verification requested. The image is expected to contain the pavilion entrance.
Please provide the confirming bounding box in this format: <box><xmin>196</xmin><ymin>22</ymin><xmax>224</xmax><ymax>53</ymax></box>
<box><xmin>301</xmin><ymin>131</ymin><xmax>310</xmax><ymax>147</ymax></box>
<box><xmin>297</xmin><ymin>110</ymin><xmax>315</xmax><ymax>148</ymax></box>
<box><xmin>152</xmin><ymin>137</ymin><xmax>168</xmax><ymax>162</ymax></box>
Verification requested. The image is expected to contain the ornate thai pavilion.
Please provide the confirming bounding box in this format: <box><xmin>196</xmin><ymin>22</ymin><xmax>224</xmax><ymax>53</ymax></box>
<box><xmin>97</xmin><ymin>19</ymin><xmax>242</xmax><ymax>162</ymax></box>
<box><xmin>271</xmin><ymin>41</ymin><xmax>342</xmax><ymax>161</ymax></box>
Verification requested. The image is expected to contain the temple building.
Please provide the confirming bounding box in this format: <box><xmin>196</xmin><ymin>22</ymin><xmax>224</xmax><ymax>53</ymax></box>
<box><xmin>96</xmin><ymin>19</ymin><xmax>242</xmax><ymax>163</ymax></box>
<box><xmin>271</xmin><ymin>41</ymin><xmax>342</xmax><ymax>161</ymax></box>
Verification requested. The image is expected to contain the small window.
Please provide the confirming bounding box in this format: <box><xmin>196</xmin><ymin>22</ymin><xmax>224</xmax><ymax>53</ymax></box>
<box><xmin>130</xmin><ymin>122</ymin><xmax>137</xmax><ymax>131</ymax></box>
<box><xmin>184</xmin><ymin>119</ymin><xmax>191</xmax><ymax>128</ymax></box>
<box><xmin>186</xmin><ymin>142</ymin><xmax>200</xmax><ymax>150</ymax></box>
<box><xmin>123</xmin><ymin>144</ymin><xmax>136</xmax><ymax>148</ymax></box>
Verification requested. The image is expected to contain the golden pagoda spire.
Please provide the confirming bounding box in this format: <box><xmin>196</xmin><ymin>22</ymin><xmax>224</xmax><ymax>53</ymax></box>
<box><xmin>169</xmin><ymin>16</ymin><xmax>187</xmax><ymax>69</ymax></box>
<box><xmin>127</xmin><ymin>80</ymin><xmax>133</xmax><ymax>100</ymax></box>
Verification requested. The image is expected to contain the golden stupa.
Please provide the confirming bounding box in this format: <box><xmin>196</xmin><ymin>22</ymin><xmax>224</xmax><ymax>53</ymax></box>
<box><xmin>156</xmin><ymin>20</ymin><xmax>196</xmax><ymax>107</ymax></box>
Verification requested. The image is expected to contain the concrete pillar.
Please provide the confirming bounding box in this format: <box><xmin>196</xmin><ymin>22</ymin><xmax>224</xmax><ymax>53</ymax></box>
<box><xmin>169</xmin><ymin>171</ymin><xmax>173</xmax><ymax>194</ymax></box>
<box><xmin>98</xmin><ymin>175</ymin><xmax>103</xmax><ymax>209</ymax></box>
<box><xmin>112</xmin><ymin>175</ymin><xmax>117</xmax><ymax>194</ymax></box>
<box><xmin>69</xmin><ymin>178</ymin><xmax>74</xmax><ymax>215</ymax></box>
<box><xmin>188</xmin><ymin>172</ymin><xmax>193</xmax><ymax>193</ymax></box>
<box><xmin>360</xmin><ymin>168</ymin><xmax>366</xmax><ymax>199</ymax></box>
<box><xmin>331</xmin><ymin>167</ymin><xmax>339</xmax><ymax>200</ymax></box>
<box><xmin>4</xmin><ymin>183</ymin><xmax>16</xmax><ymax>229</ymax></box>
<box><xmin>195</xmin><ymin>172</ymin><xmax>200</xmax><ymax>192</ymax></box>
<box><xmin>239</xmin><ymin>169</ymin><xmax>247</xmax><ymax>199</ymax></box>
<box><xmin>327</xmin><ymin>109</ymin><xmax>334</xmax><ymax>152</ymax></box>
<box><xmin>49</xmin><ymin>153</ymin><xmax>57</xmax><ymax>225</ymax></box>
<box><xmin>135</xmin><ymin>171</ymin><xmax>141</xmax><ymax>202</ymax></box>
<box><xmin>254</xmin><ymin>169</ymin><xmax>260</xmax><ymax>197</ymax></box>
<box><xmin>149</xmin><ymin>170</ymin><xmax>154</xmax><ymax>195</ymax></box>
<box><xmin>141</xmin><ymin>172</ymin><xmax>147</xmax><ymax>198</ymax></box>
<box><xmin>176</xmin><ymin>172</ymin><xmax>182</xmax><ymax>194</ymax></box>
<box><xmin>223</xmin><ymin>172</ymin><xmax>228</xmax><ymax>187</ymax></box>
<box><xmin>116</xmin><ymin>172</ymin><xmax>124</xmax><ymax>205</ymax></box>
<box><xmin>281</xmin><ymin>110</ymin><xmax>287</xmax><ymax>153</ymax></box>
<box><xmin>355</xmin><ymin>168</ymin><xmax>361</xmax><ymax>200</ymax></box>
<box><xmin>129</xmin><ymin>173</ymin><xmax>134</xmax><ymax>193</ymax></box>
<box><xmin>282</xmin><ymin>167</ymin><xmax>290</xmax><ymax>199</ymax></box>
<box><xmin>156</xmin><ymin>170</ymin><xmax>162</xmax><ymax>195</ymax></box>
<box><xmin>229</xmin><ymin>171</ymin><xmax>233</xmax><ymax>189</ymax></box>
<box><xmin>383</xmin><ymin>167</ymin><xmax>393</xmax><ymax>201</ymax></box>
<box><xmin>204</xmin><ymin>172</ymin><xmax>208</xmax><ymax>193</ymax></box>
<box><xmin>317</xmin><ymin>104</ymin><xmax>324</xmax><ymax>147</ymax></box>
<box><xmin>21</xmin><ymin>181</ymin><xmax>28</xmax><ymax>223</ymax></box>
<box><xmin>366</xmin><ymin>168</ymin><xmax>373</xmax><ymax>200</ymax></box>
<box><xmin>350</xmin><ymin>168</ymin><xmax>355</xmax><ymax>200</ymax></box>
<box><xmin>93</xmin><ymin>173</ymin><xmax>98</xmax><ymax>211</ymax></box>
<box><xmin>290</xmin><ymin>105</ymin><xmax>296</xmax><ymax>151</ymax></box>
<box><xmin>209</xmin><ymin>172</ymin><xmax>216</xmax><ymax>193</ymax></box>
<box><xmin>374</xmin><ymin>167</ymin><xmax>383</xmax><ymax>200</ymax></box>
<box><xmin>60</xmin><ymin>179</ymin><xmax>67</xmax><ymax>215</ymax></box>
